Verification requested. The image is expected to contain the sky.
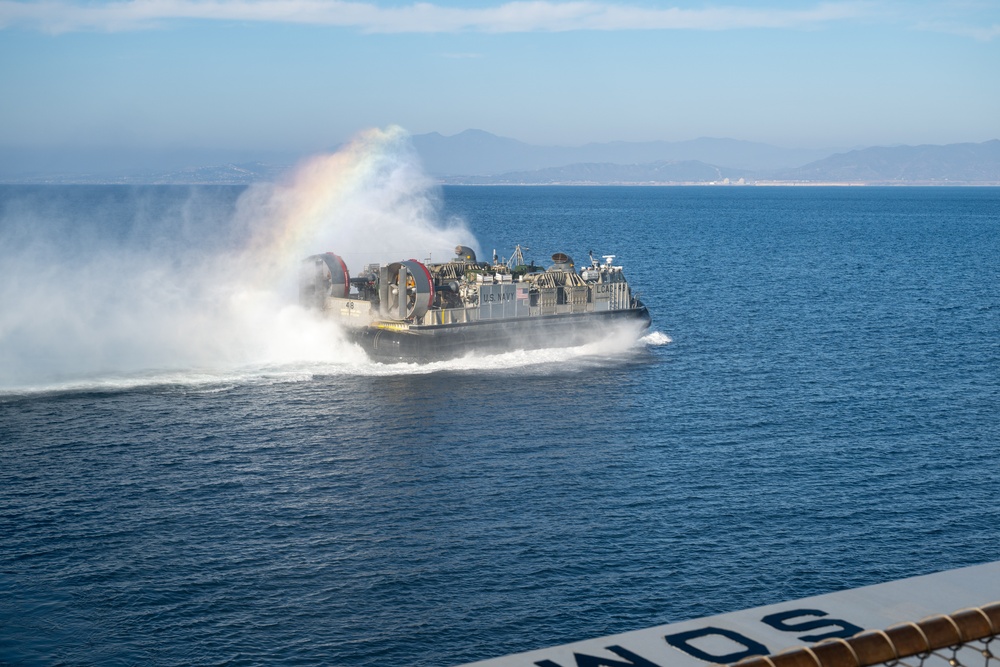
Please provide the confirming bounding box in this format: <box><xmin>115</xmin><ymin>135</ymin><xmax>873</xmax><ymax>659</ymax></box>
<box><xmin>1</xmin><ymin>0</ymin><xmax>999</xmax><ymax>162</ymax></box>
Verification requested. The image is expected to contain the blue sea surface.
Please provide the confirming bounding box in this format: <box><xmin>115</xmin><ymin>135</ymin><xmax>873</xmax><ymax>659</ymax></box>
<box><xmin>1</xmin><ymin>185</ymin><xmax>999</xmax><ymax>666</ymax></box>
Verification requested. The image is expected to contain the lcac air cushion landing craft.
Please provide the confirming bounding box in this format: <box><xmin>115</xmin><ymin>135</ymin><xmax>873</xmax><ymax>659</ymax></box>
<box><xmin>299</xmin><ymin>245</ymin><xmax>651</xmax><ymax>362</ymax></box>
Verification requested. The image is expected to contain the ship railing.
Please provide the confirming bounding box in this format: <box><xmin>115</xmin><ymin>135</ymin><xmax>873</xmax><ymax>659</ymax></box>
<box><xmin>729</xmin><ymin>603</ymin><xmax>1000</xmax><ymax>667</ymax></box>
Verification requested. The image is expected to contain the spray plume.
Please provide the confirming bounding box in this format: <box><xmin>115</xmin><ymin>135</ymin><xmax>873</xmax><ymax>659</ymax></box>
<box><xmin>238</xmin><ymin>125</ymin><xmax>477</xmax><ymax>285</ymax></box>
<box><xmin>0</xmin><ymin>127</ymin><xmax>477</xmax><ymax>390</ymax></box>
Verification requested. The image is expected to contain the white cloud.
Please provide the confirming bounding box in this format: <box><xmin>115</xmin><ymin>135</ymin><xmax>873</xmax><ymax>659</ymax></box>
<box><xmin>0</xmin><ymin>0</ymin><xmax>875</xmax><ymax>34</ymax></box>
<box><xmin>914</xmin><ymin>19</ymin><xmax>1000</xmax><ymax>42</ymax></box>
<box><xmin>2</xmin><ymin>0</ymin><xmax>995</xmax><ymax>40</ymax></box>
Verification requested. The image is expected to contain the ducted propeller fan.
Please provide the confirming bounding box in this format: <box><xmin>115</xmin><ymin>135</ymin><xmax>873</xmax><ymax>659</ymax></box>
<box><xmin>380</xmin><ymin>259</ymin><xmax>435</xmax><ymax>320</ymax></box>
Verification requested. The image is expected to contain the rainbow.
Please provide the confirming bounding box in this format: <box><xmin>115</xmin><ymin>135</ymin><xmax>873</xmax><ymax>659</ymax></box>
<box><xmin>240</xmin><ymin>126</ymin><xmax>476</xmax><ymax>291</ymax></box>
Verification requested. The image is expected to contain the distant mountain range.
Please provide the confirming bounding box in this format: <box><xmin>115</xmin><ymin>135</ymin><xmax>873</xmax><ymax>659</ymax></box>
<box><xmin>775</xmin><ymin>141</ymin><xmax>1000</xmax><ymax>184</ymax></box>
<box><xmin>1</xmin><ymin>131</ymin><xmax>998</xmax><ymax>185</ymax></box>
<box><xmin>415</xmin><ymin>131</ymin><xmax>1000</xmax><ymax>185</ymax></box>
<box><xmin>411</xmin><ymin>129</ymin><xmax>833</xmax><ymax>174</ymax></box>
<box><xmin>447</xmin><ymin>160</ymin><xmax>745</xmax><ymax>185</ymax></box>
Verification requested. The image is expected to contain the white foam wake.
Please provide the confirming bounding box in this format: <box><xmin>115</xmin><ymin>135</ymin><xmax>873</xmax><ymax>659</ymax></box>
<box><xmin>641</xmin><ymin>330</ymin><xmax>672</xmax><ymax>346</ymax></box>
<box><xmin>1</xmin><ymin>322</ymin><xmax>669</xmax><ymax>396</ymax></box>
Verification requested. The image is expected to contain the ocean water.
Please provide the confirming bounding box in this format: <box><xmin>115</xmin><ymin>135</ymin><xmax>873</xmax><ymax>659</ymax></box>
<box><xmin>1</xmin><ymin>183</ymin><xmax>999</xmax><ymax>666</ymax></box>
